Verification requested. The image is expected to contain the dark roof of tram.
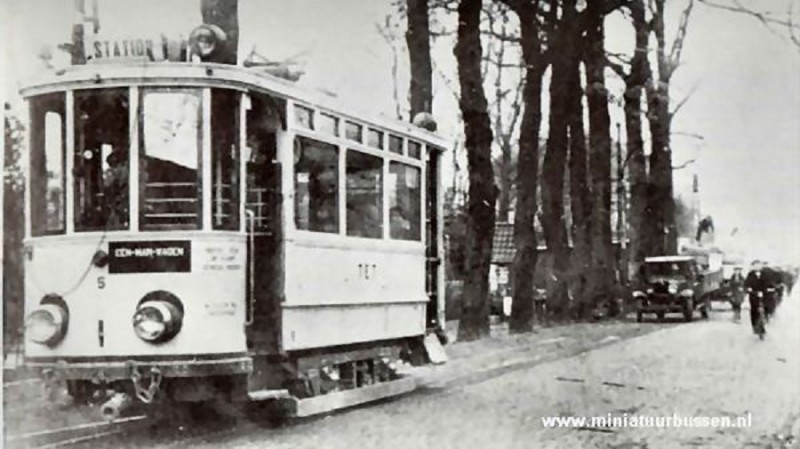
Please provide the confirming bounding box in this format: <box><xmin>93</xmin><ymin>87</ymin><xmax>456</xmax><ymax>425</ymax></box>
<box><xmin>19</xmin><ymin>62</ymin><xmax>450</xmax><ymax>151</ymax></box>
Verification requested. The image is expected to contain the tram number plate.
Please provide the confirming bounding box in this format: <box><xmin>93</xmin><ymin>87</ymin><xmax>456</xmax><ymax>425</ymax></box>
<box><xmin>109</xmin><ymin>241</ymin><xmax>191</xmax><ymax>274</ymax></box>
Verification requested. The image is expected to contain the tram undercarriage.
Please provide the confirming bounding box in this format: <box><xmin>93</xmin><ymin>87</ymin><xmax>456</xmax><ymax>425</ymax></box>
<box><xmin>36</xmin><ymin>335</ymin><xmax>435</xmax><ymax>420</ymax></box>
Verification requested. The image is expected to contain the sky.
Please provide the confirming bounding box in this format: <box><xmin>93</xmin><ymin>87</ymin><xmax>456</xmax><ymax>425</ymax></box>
<box><xmin>1</xmin><ymin>0</ymin><xmax>799</xmax><ymax>265</ymax></box>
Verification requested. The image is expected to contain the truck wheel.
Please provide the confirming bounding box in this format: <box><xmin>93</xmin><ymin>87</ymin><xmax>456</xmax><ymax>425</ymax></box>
<box><xmin>701</xmin><ymin>301</ymin><xmax>709</xmax><ymax>319</ymax></box>
<box><xmin>683</xmin><ymin>298</ymin><xmax>694</xmax><ymax>322</ymax></box>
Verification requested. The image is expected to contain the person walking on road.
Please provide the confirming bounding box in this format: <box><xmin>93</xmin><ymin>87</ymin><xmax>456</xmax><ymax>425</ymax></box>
<box><xmin>729</xmin><ymin>267</ymin><xmax>745</xmax><ymax>322</ymax></box>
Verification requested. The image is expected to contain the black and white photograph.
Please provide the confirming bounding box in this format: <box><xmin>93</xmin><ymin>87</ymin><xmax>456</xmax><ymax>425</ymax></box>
<box><xmin>1</xmin><ymin>0</ymin><xmax>799</xmax><ymax>448</ymax></box>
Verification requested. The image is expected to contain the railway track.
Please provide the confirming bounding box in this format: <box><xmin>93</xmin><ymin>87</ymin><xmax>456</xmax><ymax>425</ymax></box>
<box><xmin>3</xmin><ymin>400</ymin><xmax>278</xmax><ymax>449</ymax></box>
<box><xmin>5</xmin><ymin>416</ymin><xmax>155</xmax><ymax>449</ymax></box>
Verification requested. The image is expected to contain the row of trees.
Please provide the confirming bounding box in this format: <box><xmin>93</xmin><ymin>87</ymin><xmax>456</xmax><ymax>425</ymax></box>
<box><xmin>399</xmin><ymin>0</ymin><xmax>800</xmax><ymax>340</ymax></box>
<box><xmin>406</xmin><ymin>0</ymin><xmax>693</xmax><ymax>340</ymax></box>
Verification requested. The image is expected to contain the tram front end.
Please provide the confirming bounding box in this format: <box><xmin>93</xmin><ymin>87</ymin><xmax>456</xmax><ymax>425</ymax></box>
<box><xmin>21</xmin><ymin>68</ymin><xmax>253</xmax><ymax>417</ymax></box>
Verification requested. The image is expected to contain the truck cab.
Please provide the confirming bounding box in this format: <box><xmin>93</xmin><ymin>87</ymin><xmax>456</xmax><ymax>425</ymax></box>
<box><xmin>633</xmin><ymin>256</ymin><xmax>711</xmax><ymax>322</ymax></box>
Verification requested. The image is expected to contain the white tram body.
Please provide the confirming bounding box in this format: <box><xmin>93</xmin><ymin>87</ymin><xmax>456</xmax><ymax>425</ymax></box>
<box><xmin>21</xmin><ymin>62</ymin><xmax>446</xmax><ymax>415</ymax></box>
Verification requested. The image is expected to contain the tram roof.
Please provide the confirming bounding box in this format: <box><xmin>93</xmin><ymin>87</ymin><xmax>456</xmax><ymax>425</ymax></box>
<box><xmin>19</xmin><ymin>62</ymin><xmax>450</xmax><ymax>151</ymax></box>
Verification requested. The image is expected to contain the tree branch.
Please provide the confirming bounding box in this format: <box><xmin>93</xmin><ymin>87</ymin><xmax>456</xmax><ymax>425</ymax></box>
<box><xmin>668</xmin><ymin>0</ymin><xmax>695</xmax><ymax>76</ymax></box>
<box><xmin>672</xmin><ymin>159</ymin><xmax>696</xmax><ymax>170</ymax></box>
<box><xmin>698</xmin><ymin>0</ymin><xmax>800</xmax><ymax>30</ymax></box>
<box><xmin>669</xmin><ymin>81</ymin><xmax>701</xmax><ymax>118</ymax></box>
<box><xmin>605</xmin><ymin>56</ymin><xmax>628</xmax><ymax>79</ymax></box>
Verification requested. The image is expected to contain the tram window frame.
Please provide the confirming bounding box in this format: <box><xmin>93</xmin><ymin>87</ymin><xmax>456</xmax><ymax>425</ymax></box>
<box><xmin>139</xmin><ymin>88</ymin><xmax>203</xmax><ymax>231</ymax></box>
<box><xmin>73</xmin><ymin>88</ymin><xmax>131</xmax><ymax>232</ymax></box>
<box><xmin>388</xmin><ymin>161</ymin><xmax>422</xmax><ymax>241</ymax></box>
<box><xmin>210</xmin><ymin>89</ymin><xmax>241</xmax><ymax>231</ymax></box>
<box><xmin>408</xmin><ymin>140</ymin><xmax>422</xmax><ymax>160</ymax></box>
<box><xmin>346</xmin><ymin>149</ymin><xmax>383</xmax><ymax>239</ymax></box>
<box><xmin>29</xmin><ymin>93</ymin><xmax>67</xmax><ymax>237</ymax></box>
<box><xmin>294</xmin><ymin>105</ymin><xmax>314</xmax><ymax>130</ymax></box>
<box><xmin>345</xmin><ymin>121</ymin><xmax>362</xmax><ymax>143</ymax></box>
<box><xmin>366</xmin><ymin>128</ymin><xmax>384</xmax><ymax>150</ymax></box>
<box><xmin>294</xmin><ymin>136</ymin><xmax>339</xmax><ymax>234</ymax></box>
<box><xmin>245</xmin><ymin>93</ymin><xmax>281</xmax><ymax>235</ymax></box>
<box><xmin>317</xmin><ymin>113</ymin><xmax>339</xmax><ymax>137</ymax></box>
<box><xmin>388</xmin><ymin>134</ymin><xmax>403</xmax><ymax>155</ymax></box>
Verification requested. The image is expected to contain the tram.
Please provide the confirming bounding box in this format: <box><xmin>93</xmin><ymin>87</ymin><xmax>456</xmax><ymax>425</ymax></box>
<box><xmin>20</xmin><ymin>44</ymin><xmax>447</xmax><ymax>419</ymax></box>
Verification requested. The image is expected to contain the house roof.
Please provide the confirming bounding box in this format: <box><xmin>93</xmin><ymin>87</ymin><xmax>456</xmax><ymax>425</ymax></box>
<box><xmin>644</xmin><ymin>255</ymin><xmax>696</xmax><ymax>263</ymax></box>
<box><xmin>492</xmin><ymin>222</ymin><xmax>516</xmax><ymax>265</ymax></box>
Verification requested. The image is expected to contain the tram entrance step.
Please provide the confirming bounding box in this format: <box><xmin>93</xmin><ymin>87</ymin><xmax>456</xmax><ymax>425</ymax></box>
<box><xmin>423</xmin><ymin>333</ymin><xmax>448</xmax><ymax>365</ymax></box>
<box><xmin>271</xmin><ymin>376</ymin><xmax>418</xmax><ymax>418</ymax></box>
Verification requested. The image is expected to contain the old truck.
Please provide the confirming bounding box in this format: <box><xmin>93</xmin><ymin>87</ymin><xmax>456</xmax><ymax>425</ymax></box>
<box><xmin>633</xmin><ymin>255</ymin><xmax>717</xmax><ymax>322</ymax></box>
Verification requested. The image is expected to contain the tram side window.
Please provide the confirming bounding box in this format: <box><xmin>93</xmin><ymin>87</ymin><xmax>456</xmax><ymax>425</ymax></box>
<box><xmin>141</xmin><ymin>89</ymin><xmax>202</xmax><ymax>230</ymax></box>
<box><xmin>294</xmin><ymin>137</ymin><xmax>338</xmax><ymax>233</ymax></box>
<box><xmin>211</xmin><ymin>89</ymin><xmax>240</xmax><ymax>230</ymax></box>
<box><xmin>74</xmin><ymin>89</ymin><xmax>130</xmax><ymax>231</ymax></box>
<box><xmin>388</xmin><ymin>162</ymin><xmax>421</xmax><ymax>241</ymax></box>
<box><xmin>30</xmin><ymin>93</ymin><xmax>66</xmax><ymax>236</ymax></box>
<box><xmin>245</xmin><ymin>94</ymin><xmax>281</xmax><ymax>234</ymax></box>
<box><xmin>346</xmin><ymin>151</ymin><xmax>383</xmax><ymax>239</ymax></box>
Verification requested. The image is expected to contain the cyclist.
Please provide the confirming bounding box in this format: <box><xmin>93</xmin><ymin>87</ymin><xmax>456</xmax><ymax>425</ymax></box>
<box><xmin>761</xmin><ymin>261</ymin><xmax>780</xmax><ymax>320</ymax></box>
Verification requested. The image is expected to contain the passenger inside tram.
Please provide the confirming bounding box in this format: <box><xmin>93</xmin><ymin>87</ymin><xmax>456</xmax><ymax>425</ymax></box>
<box><xmin>74</xmin><ymin>88</ymin><xmax>130</xmax><ymax>230</ymax></box>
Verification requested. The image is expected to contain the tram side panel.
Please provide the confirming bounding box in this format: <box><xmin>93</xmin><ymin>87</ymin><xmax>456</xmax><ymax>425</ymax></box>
<box><xmin>280</xmin><ymin>237</ymin><xmax>427</xmax><ymax>351</ymax></box>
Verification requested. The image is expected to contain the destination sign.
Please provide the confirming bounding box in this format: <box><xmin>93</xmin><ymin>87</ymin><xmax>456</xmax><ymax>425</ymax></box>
<box><xmin>83</xmin><ymin>34</ymin><xmax>188</xmax><ymax>63</ymax></box>
<box><xmin>109</xmin><ymin>241</ymin><xmax>191</xmax><ymax>274</ymax></box>
<box><xmin>85</xmin><ymin>36</ymin><xmax>165</xmax><ymax>62</ymax></box>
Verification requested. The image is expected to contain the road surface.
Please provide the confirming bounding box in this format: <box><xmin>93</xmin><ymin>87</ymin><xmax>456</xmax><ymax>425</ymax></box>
<box><xmin>128</xmin><ymin>289</ymin><xmax>799</xmax><ymax>449</ymax></box>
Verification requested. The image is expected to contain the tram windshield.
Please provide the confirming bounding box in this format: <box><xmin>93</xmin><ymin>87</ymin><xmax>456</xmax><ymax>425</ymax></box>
<box><xmin>141</xmin><ymin>89</ymin><xmax>202</xmax><ymax>230</ymax></box>
<box><xmin>30</xmin><ymin>93</ymin><xmax>66</xmax><ymax>236</ymax></box>
<box><xmin>73</xmin><ymin>88</ymin><xmax>131</xmax><ymax>231</ymax></box>
<box><xmin>29</xmin><ymin>86</ymin><xmax>246</xmax><ymax>234</ymax></box>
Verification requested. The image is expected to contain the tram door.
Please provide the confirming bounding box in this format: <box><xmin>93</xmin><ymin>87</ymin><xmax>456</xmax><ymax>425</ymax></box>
<box><xmin>425</xmin><ymin>149</ymin><xmax>441</xmax><ymax>329</ymax></box>
<box><xmin>245</xmin><ymin>93</ymin><xmax>284</xmax><ymax>356</ymax></box>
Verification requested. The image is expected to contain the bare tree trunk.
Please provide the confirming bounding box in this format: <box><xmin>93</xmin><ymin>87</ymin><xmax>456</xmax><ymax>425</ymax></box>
<box><xmin>542</xmin><ymin>1</ymin><xmax>572</xmax><ymax>318</ymax></box>
<box><xmin>4</xmin><ymin>112</ymin><xmax>25</xmax><ymax>352</ymax></box>
<box><xmin>647</xmin><ymin>0</ymin><xmax>693</xmax><ymax>256</ymax></box>
<box><xmin>201</xmin><ymin>0</ymin><xmax>239</xmax><ymax>65</ymax></box>
<box><xmin>568</xmin><ymin>80</ymin><xmax>591</xmax><ymax>318</ymax></box>
<box><xmin>564</xmin><ymin>0</ymin><xmax>592</xmax><ymax>319</ymax></box>
<box><xmin>497</xmin><ymin>139</ymin><xmax>514</xmax><ymax>222</ymax></box>
<box><xmin>584</xmin><ymin>0</ymin><xmax>614</xmax><ymax>304</ymax></box>
<box><xmin>455</xmin><ymin>0</ymin><xmax>496</xmax><ymax>341</ymax></box>
<box><xmin>625</xmin><ymin>0</ymin><xmax>650</xmax><ymax>275</ymax></box>
<box><xmin>485</xmin><ymin>3</ymin><xmax>521</xmax><ymax>224</ymax></box>
<box><xmin>406</xmin><ymin>0</ymin><xmax>433</xmax><ymax>117</ymax></box>
<box><xmin>498</xmin><ymin>0</ymin><xmax>544</xmax><ymax>333</ymax></box>
<box><xmin>646</xmin><ymin>0</ymin><xmax>670</xmax><ymax>255</ymax></box>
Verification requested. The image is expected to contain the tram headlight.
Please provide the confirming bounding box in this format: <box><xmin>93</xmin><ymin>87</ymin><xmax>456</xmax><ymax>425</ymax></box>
<box><xmin>26</xmin><ymin>304</ymin><xmax>68</xmax><ymax>346</ymax></box>
<box><xmin>133</xmin><ymin>300</ymin><xmax>182</xmax><ymax>343</ymax></box>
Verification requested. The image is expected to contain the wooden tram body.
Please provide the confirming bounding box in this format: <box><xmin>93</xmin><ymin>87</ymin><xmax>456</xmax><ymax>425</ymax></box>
<box><xmin>21</xmin><ymin>62</ymin><xmax>447</xmax><ymax>417</ymax></box>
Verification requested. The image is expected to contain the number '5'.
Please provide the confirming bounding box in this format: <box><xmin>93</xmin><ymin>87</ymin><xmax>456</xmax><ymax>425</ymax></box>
<box><xmin>97</xmin><ymin>276</ymin><xmax>106</xmax><ymax>289</ymax></box>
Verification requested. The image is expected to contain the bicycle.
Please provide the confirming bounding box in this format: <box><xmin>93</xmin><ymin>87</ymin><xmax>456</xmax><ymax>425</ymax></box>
<box><xmin>750</xmin><ymin>290</ymin><xmax>766</xmax><ymax>340</ymax></box>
